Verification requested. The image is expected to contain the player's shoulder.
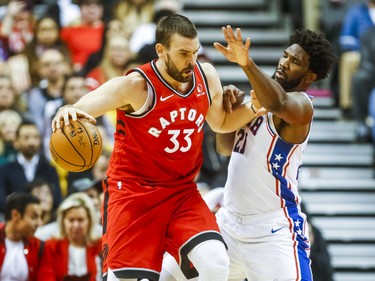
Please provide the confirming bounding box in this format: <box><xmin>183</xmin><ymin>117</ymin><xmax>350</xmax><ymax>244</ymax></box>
<box><xmin>289</xmin><ymin>90</ymin><xmax>312</xmax><ymax>100</ymax></box>
<box><xmin>199</xmin><ymin>61</ymin><xmax>217</xmax><ymax>74</ymax></box>
<box><xmin>301</xmin><ymin>91</ymin><xmax>314</xmax><ymax>103</ymax></box>
<box><xmin>199</xmin><ymin>61</ymin><xmax>220</xmax><ymax>87</ymax></box>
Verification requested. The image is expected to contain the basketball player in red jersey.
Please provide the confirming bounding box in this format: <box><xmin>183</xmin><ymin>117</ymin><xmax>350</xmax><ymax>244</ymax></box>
<box><xmin>51</xmin><ymin>14</ymin><xmax>261</xmax><ymax>281</ymax></box>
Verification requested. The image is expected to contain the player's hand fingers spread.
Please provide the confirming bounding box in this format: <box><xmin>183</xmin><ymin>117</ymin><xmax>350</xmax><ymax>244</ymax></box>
<box><xmin>213</xmin><ymin>42</ymin><xmax>227</xmax><ymax>55</ymax></box>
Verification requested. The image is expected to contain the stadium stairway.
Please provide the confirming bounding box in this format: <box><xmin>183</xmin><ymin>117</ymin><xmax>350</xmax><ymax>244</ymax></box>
<box><xmin>181</xmin><ymin>0</ymin><xmax>375</xmax><ymax>280</ymax></box>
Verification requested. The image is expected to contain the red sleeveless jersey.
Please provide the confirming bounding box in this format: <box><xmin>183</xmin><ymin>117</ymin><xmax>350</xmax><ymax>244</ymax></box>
<box><xmin>106</xmin><ymin>60</ymin><xmax>211</xmax><ymax>187</ymax></box>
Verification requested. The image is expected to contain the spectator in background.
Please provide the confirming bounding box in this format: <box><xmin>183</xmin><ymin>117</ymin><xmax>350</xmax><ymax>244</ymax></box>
<box><xmin>86</xmin><ymin>35</ymin><xmax>135</xmax><ymax>92</ymax></box>
<box><xmin>69</xmin><ymin>177</ymin><xmax>102</xmax><ymax>224</ymax></box>
<box><xmin>0</xmin><ymin>192</ymin><xmax>53</xmax><ymax>280</ymax></box>
<box><xmin>35</xmin><ymin>188</ymin><xmax>102</xmax><ymax>242</ymax></box>
<box><xmin>61</xmin><ymin>0</ymin><xmax>105</xmax><ymax>72</ymax></box>
<box><xmin>45</xmin><ymin>192</ymin><xmax>102</xmax><ymax>281</ymax></box>
<box><xmin>26</xmin><ymin>179</ymin><xmax>57</xmax><ymax>226</ymax></box>
<box><xmin>0</xmin><ymin>74</ymin><xmax>25</xmax><ymax>113</ymax></box>
<box><xmin>44</xmin><ymin>0</ymin><xmax>81</xmax><ymax>27</ymax></box>
<box><xmin>338</xmin><ymin>0</ymin><xmax>375</xmax><ymax>115</ymax></box>
<box><xmin>17</xmin><ymin>16</ymin><xmax>72</xmax><ymax>88</ymax></box>
<box><xmin>351</xmin><ymin>26</ymin><xmax>375</xmax><ymax>142</ymax></box>
<box><xmin>0</xmin><ymin>109</ymin><xmax>22</xmax><ymax>165</ymax></box>
<box><xmin>0</xmin><ymin>60</ymin><xmax>10</xmax><ymax>76</ymax></box>
<box><xmin>1</xmin><ymin>0</ymin><xmax>35</xmax><ymax>94</ymax></box>
<box><xmin>0</xmin><ymin>119</ymin><xmax>62</xmax><ymax>216</ymax></box>
<box><xmin>129</xmin><ymin>0</ymin><xmax>180</xmax><ymax>55</ymax></box>
<box><xmin>112</xmin><ymin>0</ymin><xmax>155</xmax><ymax>39</ymax></box>
<box><xmin>133</xmin><ymin>4</ymin><xmax>177</xmax><ymax>64</ymax></box>
<box><xmin>0</xmin><ymin>0</ymin><xmax>34</xmax><ymax>55</ymax></box>
<box><xmin>81</xmin><ymin>18</ymin><xmax>126</xmax><ymax>76</ymax></box>
<box><xmin>25</xmin><ymin>48</ymin><xmax>69</xmax><ymax>133</ymax></box>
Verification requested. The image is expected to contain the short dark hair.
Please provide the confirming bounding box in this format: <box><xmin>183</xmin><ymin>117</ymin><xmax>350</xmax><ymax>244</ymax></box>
<box><xmin>15</xmin><ymin>119</ymin><xmax>38</xmax><ymax>138</ymax></box>
<box><xmin>289</xmin><ymin>28</ymin><xmax>337</xmax><ymax>81</ymax></box>
<box><xmin>5</xmin><ymin>193</ymin><xmax>40</xmax><ymax>221</ymax></box>
<box><xmin>155</xmin><ymin>14</ymin><xmax>197</xmax><ymax>48</ymax></box>
<box><xmin>62</xmin><ymin>72</ymin><xmax>86</xmax><ymax>96</ymax></box>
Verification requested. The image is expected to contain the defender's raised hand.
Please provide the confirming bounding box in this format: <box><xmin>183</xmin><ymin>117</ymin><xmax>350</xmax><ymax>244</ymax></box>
<box><xmin>213</xmin><ymin>25</ymin><xmax>251</xmax><ymax>67</ymax></box>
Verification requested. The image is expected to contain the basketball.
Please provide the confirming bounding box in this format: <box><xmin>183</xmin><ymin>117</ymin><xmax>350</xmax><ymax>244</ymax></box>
<box><xmin>50</xmin><ymin>119</ymin><xmax>103</xmax><ymax>172</ymax></box>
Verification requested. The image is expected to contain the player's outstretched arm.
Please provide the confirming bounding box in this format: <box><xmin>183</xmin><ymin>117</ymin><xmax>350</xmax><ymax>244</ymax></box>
<box><xmin>215</xmin><ymin>26</ymin><xmax>310</xmax><ymax>125</ymax></box>
<box><xmin>214</xmin><ymin>26</ymin><xmax>285</xmax><ymax>111</ymax></box>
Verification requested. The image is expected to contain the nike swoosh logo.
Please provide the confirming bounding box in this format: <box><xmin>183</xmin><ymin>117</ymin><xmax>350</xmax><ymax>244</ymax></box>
<box><xmin>271</xmin><ymin>226</ymin><xmax>285</xmax><ymax>234</ymax></box>
<box><xmin>160</xmin><ymin>94</ymin><xmax>174</xmax><ymax>101</ymax></box>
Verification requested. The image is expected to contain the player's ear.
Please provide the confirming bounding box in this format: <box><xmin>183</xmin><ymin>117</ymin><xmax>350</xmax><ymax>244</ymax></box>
<box><xmin>304</xmin><ymin>72</ymin><xmax>317</xmax><ymax>84</ymax></box>
<box><xmin>155</xmin><ymin>43</ymin><xmax>164</xmax><ymax>57</ymax></box>
<box><xmin>11</xmin><ymin>209</ymin><xmax>21</xmax><ymax>221</ymax></box>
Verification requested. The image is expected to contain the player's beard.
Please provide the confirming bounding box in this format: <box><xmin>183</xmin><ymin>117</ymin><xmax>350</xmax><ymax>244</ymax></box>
<box><xmin>165</xmin><ymin>53</ymin><xmax>194</xmax><ymax>83</ymax></box>
<box><xmin>272</xmin><ymin>71</ymin><xmax>303</xmax><ymax>92</ymax></box>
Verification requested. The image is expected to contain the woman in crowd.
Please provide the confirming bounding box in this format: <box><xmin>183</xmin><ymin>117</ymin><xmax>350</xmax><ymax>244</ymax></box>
<box><xmin>45</xmin><ymin>192</ymin><xmax>102</xmax><ymax>281</ymax></box>
<box><xmin>0</xmin><ymin>109</ymin><xmax>22</xmax><ymax>165</ymax></box>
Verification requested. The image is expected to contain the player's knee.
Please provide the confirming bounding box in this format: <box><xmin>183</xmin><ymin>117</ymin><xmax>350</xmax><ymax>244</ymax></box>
<box><xmin>188</xmin><ymin>240</ymin><xmax>230</xmax><ymax>273</ymax></box>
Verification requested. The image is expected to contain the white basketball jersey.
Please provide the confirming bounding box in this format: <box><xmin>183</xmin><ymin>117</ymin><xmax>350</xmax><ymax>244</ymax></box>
<box><xmin>224</xmin><ymin>105</ymin><xmax>312</xmax><ymax>216</ymax></box>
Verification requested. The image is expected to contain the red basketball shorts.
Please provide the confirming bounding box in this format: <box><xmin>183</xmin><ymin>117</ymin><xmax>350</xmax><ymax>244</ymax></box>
<box><xmin>101</xmin><ymin>178</ymin><xmax>222</xmax><ymax>279</ymax></box>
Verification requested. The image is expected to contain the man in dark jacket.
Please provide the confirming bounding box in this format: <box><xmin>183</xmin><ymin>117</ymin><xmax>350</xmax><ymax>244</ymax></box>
<box><xmin>0</xmin><ymin>120</ymin><xmax>61</xmax><ymax>217</ymax></box>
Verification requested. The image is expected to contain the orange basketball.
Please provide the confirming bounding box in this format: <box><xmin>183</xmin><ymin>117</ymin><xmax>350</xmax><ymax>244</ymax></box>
<box><xmin>49</xmin><ymin>119</ymin><xmax>103</xmax><ymax>172</ymax></box>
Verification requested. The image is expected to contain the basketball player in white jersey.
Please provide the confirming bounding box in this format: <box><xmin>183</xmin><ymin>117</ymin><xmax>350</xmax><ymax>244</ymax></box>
<box><xmin>214</xmin><ymin>26</ymin><xmax>337</xmax><ymax>281</ymax></box>
<box><xmin>160</xmin><ymin>26</ymin><xmax>337</xmax><ymax>281</ymax></box>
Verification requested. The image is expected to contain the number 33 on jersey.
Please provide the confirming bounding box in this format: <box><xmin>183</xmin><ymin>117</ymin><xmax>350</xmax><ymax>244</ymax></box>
<box><xmin>106</xmin><ymin>60</ymin><xmax>211</xmax><ymax>186</ymax></box>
